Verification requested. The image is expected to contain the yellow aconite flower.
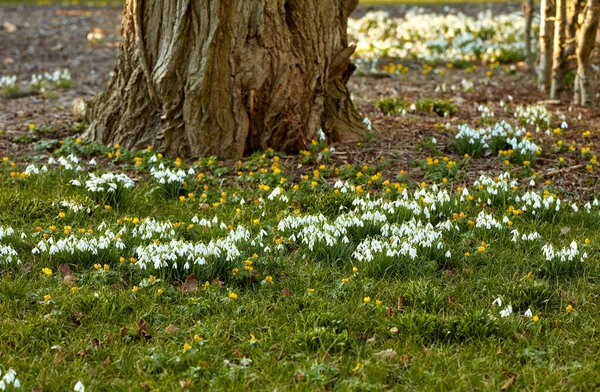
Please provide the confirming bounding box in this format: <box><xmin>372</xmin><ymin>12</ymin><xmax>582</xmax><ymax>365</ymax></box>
<box><xmin>94</xmin><ymin>264</ymin><xmax>101</xmax><ymax>270</ymax></box>
<box><xmin>71</xmin><ymin>287</ymin><xmax>78</xmax><ymax>294</ymax></box>
<box><xmin>532</xmin><ymin>315</ymin><xmax>539</xmax><ymax>323</ymax></box>
<box><xmin>249</xmin><ymin>334</ymin><xmax>259</xmax><ymax>344</ymax></box>
<box><xmin>131</xmin><ymin>286</ymin><xmax>139</xmax><ymax>293</ymax></box>
<box><xmin>42</xmin><ymin>268</ymin><xmax>53</xmax><ymax>277</ymax></box>
<box><xmin>352</xmin><ymin>266</ymin><xmax>358</xmax><ymax>273</ymax></box>
<box><xmin>376</xmin><ymin>300</ymin><xmax>383</xmax><ymax>307</ymax></box>
<box><xmin>228</xmin><ymin>292</ymin><xmax>238</xmax><ymax>300</ymax></box>
<box><xmin>363</xmin><ymin>297</ymin><xmax>371</xmax><ymax>304</ymax></box>
<box><xmin>183</xmin><ymin>343</ymin><xmax>192</xmax><ymax>351</ymax></box>
<box><xmin>194</xmin><ymin>335</ymin><xmax>202</xmax><ymax>342</ymax></box>
<box><xmin>43</xmin><ymin>295</ymin><xmax>52</xmax><ymax>303</ymax></box>
<box><xmin>341</xmin><ymin>278</ymin><xmax>349</xmax><ymax>284</ymax></box>
<box><xmin>566</xmin><ymin>305</ymin><xmax>575</xmax><ymax>313</ymax></box>
<box><xmin>265</xmin><ymin>276</ymin><xmax>273</xmax><ymax>284</ymax></box>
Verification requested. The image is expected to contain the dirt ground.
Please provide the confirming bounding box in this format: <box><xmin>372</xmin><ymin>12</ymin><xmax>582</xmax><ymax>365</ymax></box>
<box><xmin>1</xmin><ymin>4</ymin><xmax>599</xmax><ymax>195</ymax></box>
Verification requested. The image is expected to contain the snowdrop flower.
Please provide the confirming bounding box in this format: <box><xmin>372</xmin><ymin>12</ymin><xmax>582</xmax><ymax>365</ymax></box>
<box><xmin>499</xmin><ymin>305</ymin><xmax>513</xmax><ymax>318</ymax></box>
<box><xmin>524</xmin><ymin>309</ymin><xmax>533</xmax><ymax>318</ymax></box>
<box><xmin>74</xmin><ymin>381</ymin><xmax>85</xmax><ymax>392</ymax></box>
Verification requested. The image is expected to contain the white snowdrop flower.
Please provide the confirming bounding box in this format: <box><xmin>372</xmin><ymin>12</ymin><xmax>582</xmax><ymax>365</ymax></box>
<box><xmin>74</xmin><ymin>381</ymin><xmax>85</xmax><ymax>392</ymax></box>
<box><xmin>561</xmin><ymin>121</ymin><xmax>568</xmax><ymax>129</ymax></box>
<box><xmin>492</xmin><ymin>297</ymin><xmax>502</xmax><ymax>307</ymax></box>
<box><xmin>524</xmin><ymin>309</ymin><xmax>533</xmax><ymax>318</ymax></box>
<box><xmin>445</xmin><ymin>250</ymin><xmax>451</xmax><ymax>258</ymax></box>
<box><xmin>499</xmin><ymin>305</ymin><xmax>513</xmax><ymax>318</ymax></box>
<box><xmin>70</xmin><ymin>180</ymin><xmax>81</xmax><ymax>186</ymax></box>
<box><xmin>88</xmin><ymin>159</ymin><xmax>97</xmax><ymax>166</ymax></box>
<box><xmin>240</xmin><ymin>357</ymin><xmax>253</xmax><ymax>367</ymax></box>
<box><xmin>362</xmin><ymin>117</ymin><xmax>372</xmax><ymax>131</ymax></box>
<box><xmin>318</xmin><ymin>128</ymin><xmax>326</xmax><ymax>141</ymax></box>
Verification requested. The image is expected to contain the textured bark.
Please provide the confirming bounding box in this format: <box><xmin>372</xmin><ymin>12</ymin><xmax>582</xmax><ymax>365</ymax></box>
<box><xmin>84</xmin><ymin>0</ymin><xmax>366</xmax><ymax>159</ymax></box>
<box><xmin>574</xmin><ymin>0</ymin><xmax>600</xmax><ymax>106</ymax></box>
<box><xmin>550</xmin><ymin>0</ymin><xmax>567</xmax><ymax>99</ymax></box>
<box><xmin>538</xmin><ymin>0</ymin><xmax>555</xmax><ymax>91</ymax></box>
<box><xmin>565</xmin><ymin>0</ymin><xmax>584</xmax><ymax>57</ymax></box>
<box><xmin>524</xmin><ymin>0</ymin><xmax>535</xmax><ymax>70</ymax></box>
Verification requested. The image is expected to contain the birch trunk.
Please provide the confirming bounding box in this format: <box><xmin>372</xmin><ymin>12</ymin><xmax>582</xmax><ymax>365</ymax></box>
<box><xmin>574</xmin><ymin>0</ymin><xmax>600</xmax><ymax>106</ymax></box>
<box><xmin>84</xmin><ymin>0</ymin><xmax>366</xmax><ymax>159</ymax></box>
<box><xmin>538</xmin><ymin>0</ymin><xmax>555</xmax><ymax>91</ymax></box>
<box><xmin>550</xmin><ymin>0</ymin><xmax>568</xmax><ymax>99</ymax></box>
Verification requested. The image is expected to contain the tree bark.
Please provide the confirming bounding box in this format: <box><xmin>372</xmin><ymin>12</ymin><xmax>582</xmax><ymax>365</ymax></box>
<box><xmin>550</xmin><ymin>0</ymin><xmax>568</xmax><ymax>99</ymax></box>
<box><xmin>524</xmin><ymin>0</ymin><xmax>535</xmax><ymax>70</ymax></box>
<box><xmin>538</xmin><ymin>0</ymin><xmax>555</xmax><ymax>91</ymax></box>
<box><xmin>84</xmin><ymin>0</ymin><xmax>366</xmax><ymax>159</ymax></box>
<box><xmin>574</xmin><ymin>0</ymin><xmax>600</xmax><ymax>106</ymax></box>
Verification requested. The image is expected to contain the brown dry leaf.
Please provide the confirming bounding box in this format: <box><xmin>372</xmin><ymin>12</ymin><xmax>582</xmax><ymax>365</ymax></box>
<box><xmin>179</xmin><ymin>380</ymin><xmax>192</xmax><ymax>390</ymax></box>
<box><xmin>165</xmin><ymin>324</ymin><xmax>179</xmax><ymax>334</ymax></box>
<box><xmin>120</xmin><ymin>327</ymin><xmax>128</xmax><ymax>336</ymax></box>
<box><xmin>281</xmin><ymin>288</ymin><xmax>293</xmax><ymax>297</ymax></box>
<box><xmin>397</xmin><ymin>296</ymin><xmax>405</xmax><ymax>311</ymax></box>
<box><xmin>63</xmin><ymin>274</ymin><xmax>77</xmax><ymax>287</ymax></box>
<box><xmin>501</xmin><ymin>375</ymin><xmax>516</xmax><ymax>390</ymax></box>
<box><xmin>58</xmin><ymin>264</ymin><xmax>73</xmax><ymax>275</ymax></box>
<box><xmin>21</xmin><ymin>263</ymin><xmax>32</xmax><ymax>274</ymax></box>
<box><xmin>374</xmin><ymin>349</ymin><xmax>397</xmax><ymax>360</ymax></box>
<box><xmin>181</xmin><ymin>274</ymin><xmax>198</xmax><ymax>293</ymax></box>
<box><xmin>138</xmin><ymin>319</ymin><xmax>148</xmax><ymax>338</ymax></box>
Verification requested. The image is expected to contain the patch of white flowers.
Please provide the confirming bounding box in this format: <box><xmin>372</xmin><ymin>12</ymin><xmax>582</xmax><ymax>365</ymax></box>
<box><xmin>85</xmin><ymin>172</ymin><xmax>135</xmax><ymax>193</ymax></box>
<box><xmin>349</xmin><ymin>9</ymin><xmax>536</xmax><ymax>66</ymax></box>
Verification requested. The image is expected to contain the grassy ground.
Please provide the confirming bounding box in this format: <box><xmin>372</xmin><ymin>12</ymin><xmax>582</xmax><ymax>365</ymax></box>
<box><xmin>1</xmin><ymin>136</ymin><xmax>599</xmax><ymax>390</ymax></box>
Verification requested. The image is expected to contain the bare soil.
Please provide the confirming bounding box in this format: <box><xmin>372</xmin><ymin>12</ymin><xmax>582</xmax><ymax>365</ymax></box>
<box><xmin>1</xmin><ymin>4</ymin><xmax>599</xmax><ymax>195</ymax></box>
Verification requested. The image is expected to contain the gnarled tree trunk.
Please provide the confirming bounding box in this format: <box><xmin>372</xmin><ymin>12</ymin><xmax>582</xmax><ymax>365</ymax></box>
<box><xmin>84</xmin><ymin>0</ymin><xmax>366</xmax><ymax>159</ymax></box>
<box><xmin>574</xmin><ymin>0</ymin><xmax>600</xmax><ymax>106</ymax></box>
<box><xmin>538</xmin><ymin>0</ymin><xmax>555</xmax><ymax>91</ymax></box>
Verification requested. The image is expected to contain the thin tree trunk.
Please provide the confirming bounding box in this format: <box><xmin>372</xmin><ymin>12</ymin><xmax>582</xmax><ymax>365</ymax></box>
<box><xmin>566</xmin><ymin>0</ymin><xmax>585</xmax><ymax>57</ymax></box>
<box><xmin>84</xmin><ymin>0</ymin><xmax>366</xmax><ymax>159</ymax></box>
<box><xmin>574</xmin><ymin>0</ymin><xmax>600</xmax><ymax>106</ymax></box>
<box><xmin>524</xmin><ymin>0</ymin><xmax>535</xmax><ymax>70</ymax></box>
<box><xmin>538</xmin><ymin>0</ymin><xmax>555</xmax><ymax>91</ymax></box>
<box><xmin>550</xmin><ymin>0</ymin><xmax>568</xmax><ymax>99</ymax></box>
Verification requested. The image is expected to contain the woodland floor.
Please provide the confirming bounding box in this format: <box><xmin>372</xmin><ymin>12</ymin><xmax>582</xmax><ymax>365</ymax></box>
<box><xmin>2</xmin><ymin>5</ymin><xmax>600</xmax><ymax>391</ymax></box>
<box><xmin>1</xmin><ymin>4</ymin><xmax>599</xmax><ymax>196</ymax></box>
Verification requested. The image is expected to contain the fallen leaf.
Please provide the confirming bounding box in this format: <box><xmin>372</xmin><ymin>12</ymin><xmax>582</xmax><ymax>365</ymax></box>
<box><xmin>138</xmin><ymin>319</ymin><xmax>148</xmax><ymax>338</ymax></box>
<box><xmin>501</xmin><ymin>375</ymin><xmax>516</xmax><ymax>390</ymax></box>
<box><xmin>374</xmin><ymin>349</ymin><xmax>397</xmax><ymax>360</ymax></box>
<box><xmin>165</xmin><ymin>324</ymin><xmax>179</xmax><ymax>334</ymax></box>
<box><xmin>181</xmin><ymin>274</ymin><xmax>198</xmax><ymax>292</ymax></box>
<box><xmin>179</xmin><ymin>380</ymin><xmax>192</xmax><ymax>390</ymax></box>
<box><xmin>120</xmin><ymin>327</ymin><xmax>128</xmax><ymax>336</ymax></box>
<box><xmin>281</xmin><ymin>288</ymin><xmax>292</xmax><ymax>297</ymax></box>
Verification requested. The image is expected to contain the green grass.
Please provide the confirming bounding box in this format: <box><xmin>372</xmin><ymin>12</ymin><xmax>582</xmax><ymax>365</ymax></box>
<box><xmin>1</xmin><ymin>136</ymin><xmax>600</xmax><ymax>391</ymax></box>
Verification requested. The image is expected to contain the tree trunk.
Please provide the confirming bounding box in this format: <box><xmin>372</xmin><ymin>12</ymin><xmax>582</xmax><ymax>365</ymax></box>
<box><xmin>565</xmin><ymin>0</ymin><xmax>584</xmax><ymax>57</ymax></box>
<box><xmin>538</xmin><ymin>0</ymin><xmax>555</xmax><ymax>91</ymax></box>
<box><xmin>574</xmin><ymin>0</ymin><xmax>600</xmax><ymax>106</ymax></box>
<box><xmin>83</xmin><ymin>0</ymin><xmax>366</xmax><ymax>159</ymax></box>
<box><xmin>524</xmin><ymin>0</ymin><xmax>535</xmax><ymax>70</ymax></box>
<box><xmin>550</xmin><ymin>0</ymin><xmax>567</xmax><ymax>99</ymax></box>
